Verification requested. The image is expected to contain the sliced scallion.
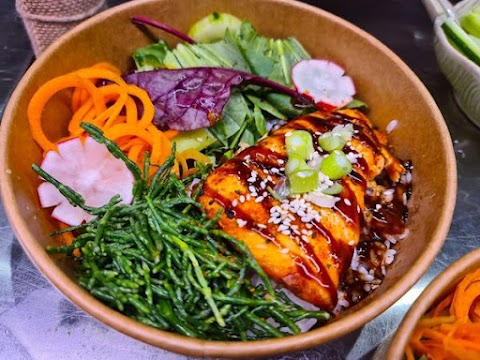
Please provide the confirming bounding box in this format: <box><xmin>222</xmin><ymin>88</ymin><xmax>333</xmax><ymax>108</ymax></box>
<box><xmin>332</xmin><ymin>124</ymin><xmax>354</xmax><ymax>142</ymax></box>
<box><xmin>322</xmin><ymin>182</ymin><xmax>344</xmax><ymax>195</ymax></box>
<box><xmin>320</xmin><ymin>150</ymin><xmax>352</xmax><ymax>180</ymax></box>
<box><xmin>285</xmin><ymin>153</ymin><xmax>310</xmax><ymax>176</ymax></box>
<box><xmin>318</xmin><ymin>132</ymin><xmax>346</xmax><ymax>152</ymax></box>
<box><xmin>285</xmin><ymin>130</ymin><xmax>314</xmax><ymax>160</ymax></box>
<box><xmin>289</xmin><ymin>168</ymin><xmax>319</xmax><ymax>194</ymax></box>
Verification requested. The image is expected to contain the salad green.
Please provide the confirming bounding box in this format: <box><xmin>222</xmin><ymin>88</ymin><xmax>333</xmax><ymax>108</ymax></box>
<box><xmin>132</xmin><ymin>16</ymin><xmax>314</xmax><ymax>154</ymax></box>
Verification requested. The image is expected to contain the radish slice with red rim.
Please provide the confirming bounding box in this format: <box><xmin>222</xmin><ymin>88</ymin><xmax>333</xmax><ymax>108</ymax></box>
<box><xmin>37</xmin><ymin>137</ymin><xmax>135</xmax><ymax>226</ymax></box>
<box><xmin>292</xmin><ymin>59</ymin><xmax>355</xmax><ymax>110</ymax></box>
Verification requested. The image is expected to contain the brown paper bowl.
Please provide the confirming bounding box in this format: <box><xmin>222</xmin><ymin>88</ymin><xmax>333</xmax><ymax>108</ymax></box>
<box><xmin>0</xmin><ymin>0</ymin><xmax>457</xmax><ymax>357</ymax></box>
<box><xmin>385</xmin><ymin>249</ymin><xmax>480</xmax><ymax>359</ymax></box>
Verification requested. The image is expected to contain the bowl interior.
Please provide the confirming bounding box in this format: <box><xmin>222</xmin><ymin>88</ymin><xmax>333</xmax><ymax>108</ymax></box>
<box><xmin>0</xmin><ymin>0</ymin><xmax>457</xmax><ymax>357</ymax></box>
<box><xmin>386</xmin><ymin>248</ymin><xmax>480</xmax><ymax>360</ymax></box>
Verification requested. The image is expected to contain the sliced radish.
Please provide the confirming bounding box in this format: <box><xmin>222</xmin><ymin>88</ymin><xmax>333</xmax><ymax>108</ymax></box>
<box><xmin>37</xmin><ymin>137</ymin><xmax>135</xmax><ymax>226</ymax></box>
<box><xmin>292</xmin><ymin>59</ymin><xmax>355</xmax><ymax>110</ymax></box>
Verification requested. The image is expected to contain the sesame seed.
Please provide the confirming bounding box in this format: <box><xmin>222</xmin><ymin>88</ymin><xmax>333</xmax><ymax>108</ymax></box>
<box><xmin>248</xmin><ymin>185</ymin><xmax>256</xmax><ymax>193</ymax></box>
<box><xmin>255</xmin><ymin>196</ymin><xmax>264</xmax><ymax>203</ymax></box>
<box><xmin>277</xmin><ymin>159</ymin><xmax>285</xmax><ymax>165</ymax></box>
<box><xmin>232</xmin><ymin>199</ymin><xmax>238</xmax><ymax>207</ymax></box>
<box><xmin>281</xmin><ymin>230</ymin><xmax>291</xmax><ymax>236</ymax></box>
<box><xmin>237</xmin><ymin>219</ymin><xmax>247</xmax><ymax>227</ymax></box>
<box><xmin>280</xmin><ymin>248</ymin><xmax>290</xmax><ymax>254</ymax></box>
<box><xmin>301</xmin><ymin>235</ymin><xmax>310</xmax><ymax>243</ymax></box>
<box><xmin>344</xmin><ymin>198</ymin><xmax>352</xmax><ymax>206</ymax></box>
<box><xmin>278</xmin><ymin>224</ymin><xmax>289</xmax><ymax>232</ymax></box>
<box><xmin>267</xmin><ymin>175</ymin><xmax>273</xmax><ymax>182</ymax></box>
<box><xmin>246</xmin><ymin>194</ymin><xmax>251</xmax><ymax>201</ymax></box>
<box><xmin>257</xmin><ymin>224</ymin><xmax>267</xmax><ymax>229</ymax></box>
<box><xmin>239</xmin><ymin>195</ymin><xmax>245</xmax><ymax>203</ymax></box>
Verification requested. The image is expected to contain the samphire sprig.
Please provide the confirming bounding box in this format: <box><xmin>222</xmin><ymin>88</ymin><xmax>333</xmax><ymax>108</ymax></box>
<box><xmin>36</xmin><ymin>122</ymin><xmax>330</xmax><ymax>340</ymax></box>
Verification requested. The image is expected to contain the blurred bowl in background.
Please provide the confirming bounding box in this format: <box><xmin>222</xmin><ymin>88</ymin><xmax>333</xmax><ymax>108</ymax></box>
<box><xmin>424</xmin><ymin>0</ymin><xmax>480</xmax><ymax>125</ymax></box>
<box><xmin>385</xmin><ymin>248</ymin><xmax>480</xmax><ymax>359</ymax></box>
<box><xmin>0</xmin><ymin>0</ymin><xmax>457</xmax><ymax>357</ymax></box>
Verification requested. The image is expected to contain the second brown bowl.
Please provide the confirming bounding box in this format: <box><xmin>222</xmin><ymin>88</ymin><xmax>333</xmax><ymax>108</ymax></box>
<box><xmin>0</xmin><ymin>0</ymin><xmax>457</xmax><ymax>357</ymax></box>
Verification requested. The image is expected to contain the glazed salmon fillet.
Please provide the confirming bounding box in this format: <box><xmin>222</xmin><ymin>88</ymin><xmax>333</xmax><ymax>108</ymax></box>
<box><xmin>198</xmin><ymin>109</ymin><xmax>407</xmax><ymax>311</ymax></box>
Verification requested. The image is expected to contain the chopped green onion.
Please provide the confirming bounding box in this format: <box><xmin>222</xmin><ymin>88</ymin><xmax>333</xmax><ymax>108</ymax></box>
<box><xmin>320</xmin><ymin>150</ymin><xmax>352</xmax><ymax>180</ymax></box>
<box><xmin>332</xmin><ymin>124</ymin><xmax>354</xmax><ymax>142</ymax></box>
<box><xmin>318</xmin><ymin>132</ymin><xmax>346</xmax><ymax>152</ymax></box>
<box><xmin>266</xmin><ymin>186</ymin><xmax>283</xmax><ymax>201</ymax></box>
<box><xmin>285</xmin><ymin>153</ymin><xmax>310</xmax><ymax>176</ymax></box>
<box><xmin>322</xmin><ymin>182</ymin><xmax>344</xmax><ymax>195</ymax></box>
<box><xmin>285</xmin><ymin>130</ymin><xmax>314</xmax><ymax>160</ymax></box>
<box><xmin>289</xmin><ymin>169</ymin><xmax>319</xmax><ymax>194</ymax></box>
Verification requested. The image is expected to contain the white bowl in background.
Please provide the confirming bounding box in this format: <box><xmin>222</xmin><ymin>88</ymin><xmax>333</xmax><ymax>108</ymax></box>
<box><xmin>423</xmin><ymin>0</ymin><xmax>480</xmax><ymax>125</ymax></box>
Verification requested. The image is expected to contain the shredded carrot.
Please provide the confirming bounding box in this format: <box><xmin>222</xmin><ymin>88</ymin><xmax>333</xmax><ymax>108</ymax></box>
<box><xmin>28</xmin><ymin>74</ymin><xmax>104</xmax><ymax>152</ymax></box>
<box><xmin>27</xmin><ymin>62</ymin><xmax>200</xmax><ymax>179</ymax></box>
<box><xmin>164</xmin><ymin>129</ymin><xmax>180</xmax><ymax>139</ymax></box>
<box><xmin>58</xmin><ymin>222</ymin><xmax>74</xmax><ymax>246</ymax></box>
<box><xmin>406</xmin><ymin>268</ymin><xmax>480</xmax><ymax>359</ymax></box>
